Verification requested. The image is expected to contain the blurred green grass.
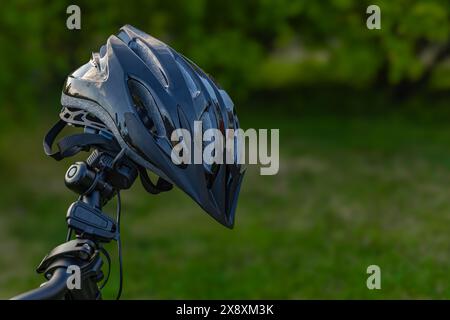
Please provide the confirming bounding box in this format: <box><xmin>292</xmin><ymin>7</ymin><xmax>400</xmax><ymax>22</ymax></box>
<box><xmin>0</xmin><ymin>0</ymin><xmax>448</xmax><ymax>300</ymax></box>
<box><xmin>1</xmin><ymin>105</ymin><xmax>450</xmax><ymax>299</ymax></box>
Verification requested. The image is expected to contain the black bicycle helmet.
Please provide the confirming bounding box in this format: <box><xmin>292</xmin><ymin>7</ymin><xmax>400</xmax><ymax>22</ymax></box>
<box><xmin>52</xmin><ymin>25</ymin><xmax>244</xmax><ymax>228</ymax></box>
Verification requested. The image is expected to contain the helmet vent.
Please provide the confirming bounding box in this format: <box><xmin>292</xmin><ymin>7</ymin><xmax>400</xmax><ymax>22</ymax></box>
<box><xmin>176</xmin><ymin>60</ymin><xmax>200</xmax><ymax>99</ymax></box>
<box><xmin>127</xmin><ymin>79</ymin><xmax>166</xmax><ymax>138</ymax></box>
<box><xmin>129</xmin><ymin>38</ymin><xmax>169</xmax><ymax>88</ymax></box>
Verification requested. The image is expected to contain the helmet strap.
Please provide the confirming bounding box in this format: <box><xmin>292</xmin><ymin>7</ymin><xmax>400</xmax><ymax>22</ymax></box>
<box><xmin>43</xmin><ymin>119</ymin><xmax>120</xmax><ymax>160</ymax></box>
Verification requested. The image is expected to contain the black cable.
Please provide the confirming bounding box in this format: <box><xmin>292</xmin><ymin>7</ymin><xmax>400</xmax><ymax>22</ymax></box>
<box><xmin>99</xmin><ymin>247</ymin><xmax>111</xmax><ymax>290</ymax></box>
<box><xmin>113</xmin><ymin>148</ymin><xmax>125</xmax><ymax>299</ymax></box>
<box><xmin>65</xmin><ymin>228</ymin><xmax>73</xmax><ymax>242</ymax></box>
<box><xmin>115</xmin><ymin>190</ymin><xmax>123</xmax><ymax>300</ymax></box>
<box><xmin>111</xmin><ymin>148</ymin><xmax>126</xmax><ymax>169</ymax></box>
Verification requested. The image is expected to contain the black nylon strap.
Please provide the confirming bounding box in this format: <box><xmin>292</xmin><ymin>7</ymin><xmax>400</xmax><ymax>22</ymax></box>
<box><xmin>45</xmin><ymin>119</ymin><xmax>173</xmax><ymax>194</ymax></box>
<box><xmin>43</xmin><ymin>119</ymin><xmax>67</xmax><ymax>160</ymax></box>
<box><xmin>138</xmin><ymin>167</ymin><xmax>173</xmax><ymax>194</ymax></box>
<box><xmin>43</xmin><ymin>119</ymin><xmax>119</xmax><ymax>160</ymax></box>
<box><xmin>156</xmin><ymin>176</ymin><xmax>174</xmax><ymax>192</ymax></box>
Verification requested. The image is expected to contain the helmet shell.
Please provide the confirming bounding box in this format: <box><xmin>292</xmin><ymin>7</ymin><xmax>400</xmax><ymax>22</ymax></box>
<box><xmin>61</xmin><ymin>25</ymin><xmax>244</xmax><ymax>228</ymax></box>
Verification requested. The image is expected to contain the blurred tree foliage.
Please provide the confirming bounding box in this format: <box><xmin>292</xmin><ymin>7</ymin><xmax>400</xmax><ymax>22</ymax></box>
<box><xmin>0</xmin><ymin>0</ymin><xmax>449</xmax><ymax>121</ymax></box>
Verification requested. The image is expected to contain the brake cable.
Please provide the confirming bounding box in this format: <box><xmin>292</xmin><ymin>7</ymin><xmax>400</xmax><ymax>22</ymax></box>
<box><xmin>115</xmin><ymin>190</ymin><xmax>123</xmax><ymax>300</ymax></box>
<box><xmin>98</xmin><ymin>247</ymin><xmax>111</xmax><ymax>290</ymax></box>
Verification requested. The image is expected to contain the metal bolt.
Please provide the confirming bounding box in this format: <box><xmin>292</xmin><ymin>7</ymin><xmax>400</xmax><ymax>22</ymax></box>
<box><xmin>79</xmin><ymin>243</ymin><xmax>92</xmax><ymax>260</ymax></box>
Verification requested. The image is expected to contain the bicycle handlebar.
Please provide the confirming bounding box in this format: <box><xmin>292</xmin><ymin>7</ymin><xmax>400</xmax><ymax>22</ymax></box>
<box><xmin>11</xmin><ymin>268</ymin><xmax>70</xmax><ymax>300</ymax></box>
<box><xmin>12</xmin><ymin>149</ymin><xmax>128</xmax><ymax>300</ymax></box>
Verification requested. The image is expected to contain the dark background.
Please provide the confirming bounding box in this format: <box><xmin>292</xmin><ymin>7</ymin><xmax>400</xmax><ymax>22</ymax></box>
<box><xmin>0</xmin><ymin>0</ymin><xmax>449</xmax><ymax>298</ymax></box>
